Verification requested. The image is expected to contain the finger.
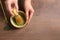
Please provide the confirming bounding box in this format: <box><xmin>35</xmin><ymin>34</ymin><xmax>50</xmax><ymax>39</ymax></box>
<box><xmin>5</xmin><ymin>1</ymin><xmax>14</xmax><ymax>16</ymax></box>
<box><xmin>26</xmin><ymin>11</ymin><xmax>29</xmax><ymax>20</ymax></box>
<box><xmin>29</xmin><ymin>10</ymin><xmax>34</xmax><ymax>19</ymax></box>
<box><xmin>28</xmin><ymin>10</ymin><xmax>34</xmax><ymax>23</ymax></box>
<box><xmin>14</xmin><ymin>0</ymin><xmax>18</xmax><ymax>12</ymax></box>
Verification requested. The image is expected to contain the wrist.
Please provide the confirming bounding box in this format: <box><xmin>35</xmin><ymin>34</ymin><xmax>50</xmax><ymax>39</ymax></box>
<box><xmin>25</xmin><ymin>0</ymin><xmax>31</xmax><ymax>3</ymax></box>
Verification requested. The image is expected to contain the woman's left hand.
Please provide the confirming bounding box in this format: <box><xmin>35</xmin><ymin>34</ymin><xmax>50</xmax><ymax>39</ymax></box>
<box><xmin>24</xmin><ymin>0</ymin><xmax>34</xmax><ymax>24</ymax></box>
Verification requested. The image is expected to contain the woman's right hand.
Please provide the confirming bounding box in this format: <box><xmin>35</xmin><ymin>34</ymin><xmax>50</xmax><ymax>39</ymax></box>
<box><xmin>5</xmin><ymin>0</ymin><xmax>18</xmax><ymax>16</ymax></box>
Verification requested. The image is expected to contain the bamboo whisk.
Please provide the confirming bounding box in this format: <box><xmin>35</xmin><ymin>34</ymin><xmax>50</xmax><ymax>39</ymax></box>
<box><xmin>13</xmin><ymin>9</ymin><xmax>23</xmax><ymax>25</ymax></box>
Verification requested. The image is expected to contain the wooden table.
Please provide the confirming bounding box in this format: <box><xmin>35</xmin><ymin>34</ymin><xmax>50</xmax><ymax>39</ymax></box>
<box><xmin>0</xmin><ymin>0</ymin><xmax>60</xmax><ymax>40</ymax></box>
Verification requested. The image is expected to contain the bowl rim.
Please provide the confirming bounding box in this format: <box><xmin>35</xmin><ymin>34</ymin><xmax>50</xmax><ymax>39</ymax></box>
<box><xmin>10</xmin><ymin>11</ymin><xmax>27</xmax><ymax>28</ymax></box>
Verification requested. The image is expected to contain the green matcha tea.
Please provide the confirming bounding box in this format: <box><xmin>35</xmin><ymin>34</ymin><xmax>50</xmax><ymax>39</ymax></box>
<box><xmin>10</xmin><ymin>11</ymin><xmax>27</xmax><ymax>28</ymax></box>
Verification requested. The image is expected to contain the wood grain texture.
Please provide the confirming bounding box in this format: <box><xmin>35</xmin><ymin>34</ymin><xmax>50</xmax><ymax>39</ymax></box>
<box><xmin>0</xmin><ymin>0</ymin><xmax>60</xmax><ymax>40</ymax></box>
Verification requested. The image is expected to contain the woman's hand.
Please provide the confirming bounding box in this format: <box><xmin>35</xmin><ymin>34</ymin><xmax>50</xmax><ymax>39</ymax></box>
<box><xmin>24</xmin><ymin>0</ymin><xmax>34</xmax><ymax>24</ymax></box>
<box><xmin>5</xmin><ymin>0</ymin><xmax>18</xmax><ymax>16</ymax></box>
<box><xmin>5</xmin><ymin>0</ymin><xmax>34</xmax><ymax>24</ymax></box>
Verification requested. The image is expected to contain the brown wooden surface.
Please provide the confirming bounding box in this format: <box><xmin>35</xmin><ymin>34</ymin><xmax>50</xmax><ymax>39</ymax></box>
<box><xmin>0</xmin><ymin>0</ymin><xmax>60</xmax><ymax>40</ymax></box>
